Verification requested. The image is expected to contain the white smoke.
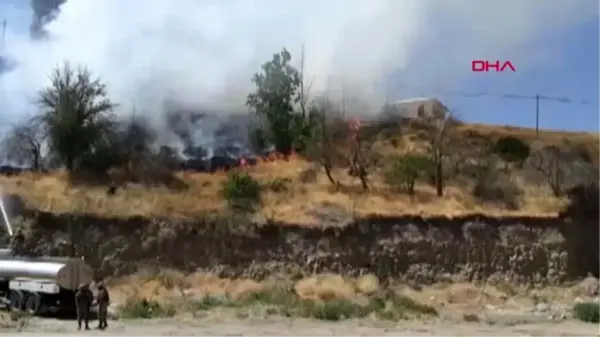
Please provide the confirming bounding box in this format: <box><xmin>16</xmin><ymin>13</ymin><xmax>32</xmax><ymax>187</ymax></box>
<box><xmin>0</xmin><ymin>0</ymin><xmax>596</xmax><ymax>128</ymax></box>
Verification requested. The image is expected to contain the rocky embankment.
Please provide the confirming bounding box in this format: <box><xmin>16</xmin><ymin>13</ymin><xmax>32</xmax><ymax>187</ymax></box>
<box><xmin>9</xmin><ymin>210</ymin><xmax>598</xmax><ymax>285</ymax></box>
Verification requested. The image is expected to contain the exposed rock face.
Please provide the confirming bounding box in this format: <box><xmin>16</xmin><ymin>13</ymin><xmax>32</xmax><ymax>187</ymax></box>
<box><xmin>13</xmin><ymin>212</ymin><xmax>597</xmax><ymax>285</ymax></box>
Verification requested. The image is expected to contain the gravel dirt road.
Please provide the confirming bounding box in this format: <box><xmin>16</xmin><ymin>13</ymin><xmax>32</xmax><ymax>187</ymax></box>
<box><xmin>1</xmin><ymin>311</ymin><xmax>597</xmax><ymax>336</ymax></box>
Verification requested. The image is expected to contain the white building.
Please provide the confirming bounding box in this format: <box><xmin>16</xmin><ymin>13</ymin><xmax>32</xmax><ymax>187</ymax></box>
<box><xmin>381</xmin><ymin>97</ymin><xmax>449</xmax><ymax>121</ymax></box>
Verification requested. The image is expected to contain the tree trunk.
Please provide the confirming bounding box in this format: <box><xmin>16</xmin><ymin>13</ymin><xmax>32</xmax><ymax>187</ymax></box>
<box><xmin>359</xmin><ymin>174</ymin><xmax>368</xmax><ymax>190</ymax></box>
<box><xmin>435</xmin><ymin>160</ymin><xmax>444</xmax><ymax>197</ymax></box>
<box><xmin>32</xmin><ymin>152</ymin><xmax>40</xmax><ymax>171</ymax></box>
<box><xmin>323</xmin><ymin>162</ymin><xmax>339</xmax><ymax>188</ymax></box>
<box><xmin>66</xmin><ymin>155</ymin><xmax>75</xmax><ymax>172</ymax></box>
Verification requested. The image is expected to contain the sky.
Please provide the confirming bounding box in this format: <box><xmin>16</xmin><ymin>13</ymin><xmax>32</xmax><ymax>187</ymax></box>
<box><xmin>0</xmin><ymin>0</ymin><xmax>598</xmax><ymax>134</ymax></box>
<box><xmin>425</xmin><ymin>17</ymin><xmax>599</xmax><ymax>132</ymax></box>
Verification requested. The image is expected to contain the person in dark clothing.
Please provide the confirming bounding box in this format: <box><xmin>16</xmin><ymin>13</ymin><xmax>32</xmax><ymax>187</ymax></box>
<box><xmin>75</xmin><ymin>283</ymin><xmax>93</xmax><ymax>330</ymax></box>
<box><xmin>96</xmin><ymin>282</ymin><xmax>110</xmax><ymax>330</ymax></box>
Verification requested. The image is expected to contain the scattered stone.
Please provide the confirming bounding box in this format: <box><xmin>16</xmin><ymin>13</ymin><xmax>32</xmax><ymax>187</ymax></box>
<box><xmin>485</xmin><ymin>304</ymin><xmax>497</xmax><ymax>311</ymax></box>
<box><xmin>463</xmin><ymin>313</ymin><xmax>480</xmax><ymax>322</ymax></box>
<box><xmin>577</xmin><ymin>276</ymin><xmax>600</xmax><ymax>297</ymax></box>
<box><xmin>535</xmin><ymin>303</ymin><xmax>550</xmax><ymax>313</ymax></box>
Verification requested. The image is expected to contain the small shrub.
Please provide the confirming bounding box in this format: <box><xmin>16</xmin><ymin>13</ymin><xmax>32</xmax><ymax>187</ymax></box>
<box><xmin>220</xmin><ymin>171</ymin><xmax>262</xmax><ymax>211</ymax></box>
<box><xmin>472</xmin><ymin>173</ymin><xmax>521</xmax><ymax>209</ymax></box>
<box><xmin>492</xmin><ymin>136</ymin><xmax>530</xmax><ymax>164</ymax></box>
<box><xmin>239</xmin><ymin>286</ymin><xmax>293</xmax><ymax>306</ymax></box>
<box><xmin>388</xmin><ymin>294</ymin><xmax>438</xmax><ymax>316</ymax></box>
<box><xmin>194</xmin><ymin>296</ymin><xmax>234</xmax><ymax>310</ymax></box>
<box><xmin>267</xmin><ymin>177</ymin><xmax>292</xmax><ymax>193</ymax></box>
<box><xmin>296</xmin><ymin>298</ymin><xmax>370</xmax><ymax>321</ymax></box>
<box><xmin>574</xmin><ymin>143</ymin><xmax>594</xmax><ymax>164</ymax></box>
<box><xmin>572</xmin><ymin>302</ymin><xmax>599</xmax><ymax>323</ymax></box>
<box><xmin>120</xmin><ymin>297</ymin><xmax>176</xmax><ymax>319</ymax></box>
<box><xmin>184</xmin><ymin>281</ymin><xmax>437</xmax><ymax>322</ymax></box>
<box><xmin>384</xmin><ymin>154</ymin><xmax>432</xmax><ymax>195</ymax></box>
<box><xmin>298</xmin><ymin>167</ymin><xmax>318</xmax><ymax>183</ymax></box>
<box><xmin>463</xmin><ymin>313</ymin><xmax>480</xmax><ymax>322</ymax></box>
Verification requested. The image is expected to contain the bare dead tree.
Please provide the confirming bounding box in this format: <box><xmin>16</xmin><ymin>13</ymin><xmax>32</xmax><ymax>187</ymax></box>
<box><xmin>1</xmin><ymin>120</ymin><xmax>45</xmax><ymax>170</ymax></box>
<box><xmin>327</xmin><ymin>82</ymin><xmax>380</xmax><ymax>191</ymax></box>
<box><xmin>422</xmin><ymin>104</ymin><xmax>457</xmax><ymax>197</ymax></box>
<box><xmin>529</xmin><ymin>145</ymin><xmax>570</xmax><ymax>197</ymax></box>
<box><xmin>295</xmin><ymin>46</ymin><xmax>344</xmax><ymax>188</ymax></box>
<box><xmin>346</xmin><ymin>117</ymin><xmax>377</xmax><ymax>191</ymax></box>
<box><xmin>307</xmin><ymin>98</ymin><xmax>343</xmax><ymax>187</ymax></box>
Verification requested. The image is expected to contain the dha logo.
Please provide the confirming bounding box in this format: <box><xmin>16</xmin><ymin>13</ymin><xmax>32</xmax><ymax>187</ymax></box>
<box><xmin>471</xmin><ymin>60</ymin><xmax>516</xmax><ymax>72</ymax></box>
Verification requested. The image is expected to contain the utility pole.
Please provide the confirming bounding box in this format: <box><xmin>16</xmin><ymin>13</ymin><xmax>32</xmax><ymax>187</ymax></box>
<box><xmin>497</xmin><ymin>92</ymin><xmax>583</xmax><ymax>136</ymax></box>
<box><xmin>535</xmin><ymin>94</ymin><xmax>540</xmax><ymax>137</ymax></box>
<box><xmin>1</xmin><ymin>19</ymin><xmax>5</xmax><ymax>52</ymax></box>
<box><xmin>532</xmin><ymin>93</ymin><xmax>588</xmax><ymax>137</ymax></box>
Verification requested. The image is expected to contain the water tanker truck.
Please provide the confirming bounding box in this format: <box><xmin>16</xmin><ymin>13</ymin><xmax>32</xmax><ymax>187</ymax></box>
<box><xmin>0</xmin><ymin>249</ymin><xmax>94</xmax><ymax>315</ymax></box>
<box><xmin>0</xmin><ymin>194</ymin><xmax>94</xmax><ymax>315</ymax></box>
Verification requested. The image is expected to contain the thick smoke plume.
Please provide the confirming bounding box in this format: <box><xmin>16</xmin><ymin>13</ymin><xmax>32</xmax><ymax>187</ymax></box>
<box><xmin>0</xmin><ymin>0</ymin><xmax>596</xmax><ymax>155</ymax></box>
<box><xmin>29</xmin><ymin>0</ymin><xmax>67</xmax><ymax>39</ymax></box>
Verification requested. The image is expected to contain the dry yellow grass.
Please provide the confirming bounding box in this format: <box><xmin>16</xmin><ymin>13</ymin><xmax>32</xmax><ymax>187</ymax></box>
<box><xmin>113</xmin><ymin>270</ymin><xmax>383</xmax><ymax>306</ymax></box>
<box><xmin>110</xmin><ymin>269</ymin><xmax>599</xmax><ymax>317</ymax></box>
<box><xmin>0</xmin><ymin>123</ymin><xmax>596</xmax><ymax>223</ymax></box>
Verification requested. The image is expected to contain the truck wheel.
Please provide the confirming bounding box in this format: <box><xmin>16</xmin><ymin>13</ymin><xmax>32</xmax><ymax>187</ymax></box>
<box><xmin>8</xmin><ymin>290</ymin><xmax>24</xmax><ymax>311</ymax></box>
<box><xmin>24</xmin><ymin>293</ymin><xmax>41</xmax><ymax>315</ymax></box>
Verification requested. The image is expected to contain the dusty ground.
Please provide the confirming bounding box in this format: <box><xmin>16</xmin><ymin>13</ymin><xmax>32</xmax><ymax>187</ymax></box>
<box><xmin>3</xmin><ymin>274</ymin><xmax>598</xmax><ymax>336</ymax></box>
<box><xmin>0</xmin><ymin>319</ymin><xmax>600</xmax><ymax>337</ymax></box>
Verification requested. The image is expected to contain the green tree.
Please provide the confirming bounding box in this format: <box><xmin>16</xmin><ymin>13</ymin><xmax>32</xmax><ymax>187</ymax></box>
<box><xmin>36</xmin><ymin>62</ymin><xmax>116</xmax><ymax>172</ymax></box>
<box><xmin>79</xmin><ymin>115</ymin><xmax>156</xmax><ymax>174</ymax></box>
<box><xmin>492</xmin><ymin>136</ymin><xmax>530</xmax><ymax>166</ymax></box>
<box><xmin>246</xmin><ymin>48</ymin><xmax>315</xmax><ymax>155</ymax></box>
<box><xmin>385</xmin><ymin>154</ymin><xmax>432</xmax><ymax>195</ymax></box>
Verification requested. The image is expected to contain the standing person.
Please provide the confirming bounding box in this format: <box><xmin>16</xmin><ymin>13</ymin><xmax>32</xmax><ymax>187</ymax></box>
<box><xmin>96</xmin><ymin>282</ymin><xmax>110</xmax><ymax>330</ymax></box>
<box><xmin>75</xmin><ymin>283</ymin><xmax>92</xmax><ymax>330</ymax></box>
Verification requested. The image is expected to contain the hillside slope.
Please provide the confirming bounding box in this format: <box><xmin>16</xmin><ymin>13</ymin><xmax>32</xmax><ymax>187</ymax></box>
<box><xmin>1</xmin><ymin>121</ymin><xmax>597</xmax><ymax>225</ymax></box>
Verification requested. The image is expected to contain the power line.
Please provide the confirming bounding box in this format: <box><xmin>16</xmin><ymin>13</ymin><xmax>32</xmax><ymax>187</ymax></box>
<box><xmin>394</xmin><ymin>84</ymin><xmax>593</xmax><ymax>136</ymax></box>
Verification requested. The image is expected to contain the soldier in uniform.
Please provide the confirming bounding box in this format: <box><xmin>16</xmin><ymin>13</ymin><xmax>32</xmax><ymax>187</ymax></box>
<box><xmin>96</xmin><ymin>282</ymin><xmax>110</xmax><ymax>330</ymax></box>
<box><xmin>75</xmin><ymin>283</ymin><xmax>92</xmax><ymax>330</ymax></box>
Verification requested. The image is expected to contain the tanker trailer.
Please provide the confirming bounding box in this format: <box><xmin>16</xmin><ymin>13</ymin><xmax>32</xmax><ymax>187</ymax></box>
<box><xmin>0</xmin><ymin>255</ymin><xmax>93</xmax><ymax>315</ymax></box>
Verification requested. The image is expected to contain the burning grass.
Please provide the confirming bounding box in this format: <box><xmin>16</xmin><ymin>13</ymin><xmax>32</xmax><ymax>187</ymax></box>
<box><xmin>0</xmin><ymin>122</ymin><xmax>597</xmax><ymax>223</ymax></box>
